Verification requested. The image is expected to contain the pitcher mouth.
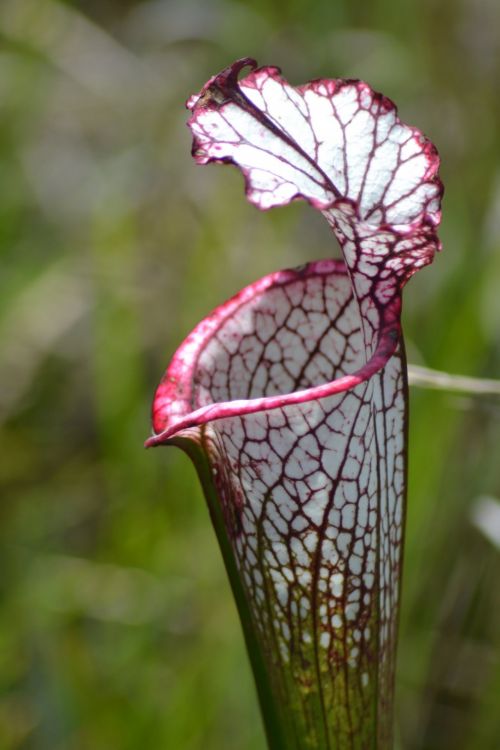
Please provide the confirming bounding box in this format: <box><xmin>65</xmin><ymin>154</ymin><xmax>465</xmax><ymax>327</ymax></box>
<box><xmin>146</xmin><ymin>258</ymin><xmax>401</xmax><ymax>447</ymax></box>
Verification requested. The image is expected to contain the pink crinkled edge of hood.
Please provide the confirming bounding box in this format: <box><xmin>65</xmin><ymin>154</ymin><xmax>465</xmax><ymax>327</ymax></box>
<box><xmin>186</xmin><ymin>57</ymin><xmax>443</xmax><ymax>239</ymax></box>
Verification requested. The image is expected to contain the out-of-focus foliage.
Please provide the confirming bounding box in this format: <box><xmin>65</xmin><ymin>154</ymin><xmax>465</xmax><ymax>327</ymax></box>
<box><xmin>0</xmin><ymin>1</ymin><xmax>499</xmax><ymax>748</ymax></box>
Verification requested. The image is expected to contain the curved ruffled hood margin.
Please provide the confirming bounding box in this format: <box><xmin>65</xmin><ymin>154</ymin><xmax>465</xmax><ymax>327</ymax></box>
<box><xmin>147</xmin><ymin>59</ymin><xmax>443</xmax><ymax>750</ymax></box>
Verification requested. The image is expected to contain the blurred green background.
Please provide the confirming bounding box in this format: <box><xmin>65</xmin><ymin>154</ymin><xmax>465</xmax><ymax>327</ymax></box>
<box><xmin>0</xmin><ymin>0</ymin><xmax>499</xmax><ymax>748</ymax></box>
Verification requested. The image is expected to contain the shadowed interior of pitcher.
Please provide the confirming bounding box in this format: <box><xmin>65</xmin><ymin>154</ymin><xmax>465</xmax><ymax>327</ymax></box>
<box><xmin>149</xmin><ymin>258</ymin><xmax>400</xmax><ymax>443</ymax></box>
